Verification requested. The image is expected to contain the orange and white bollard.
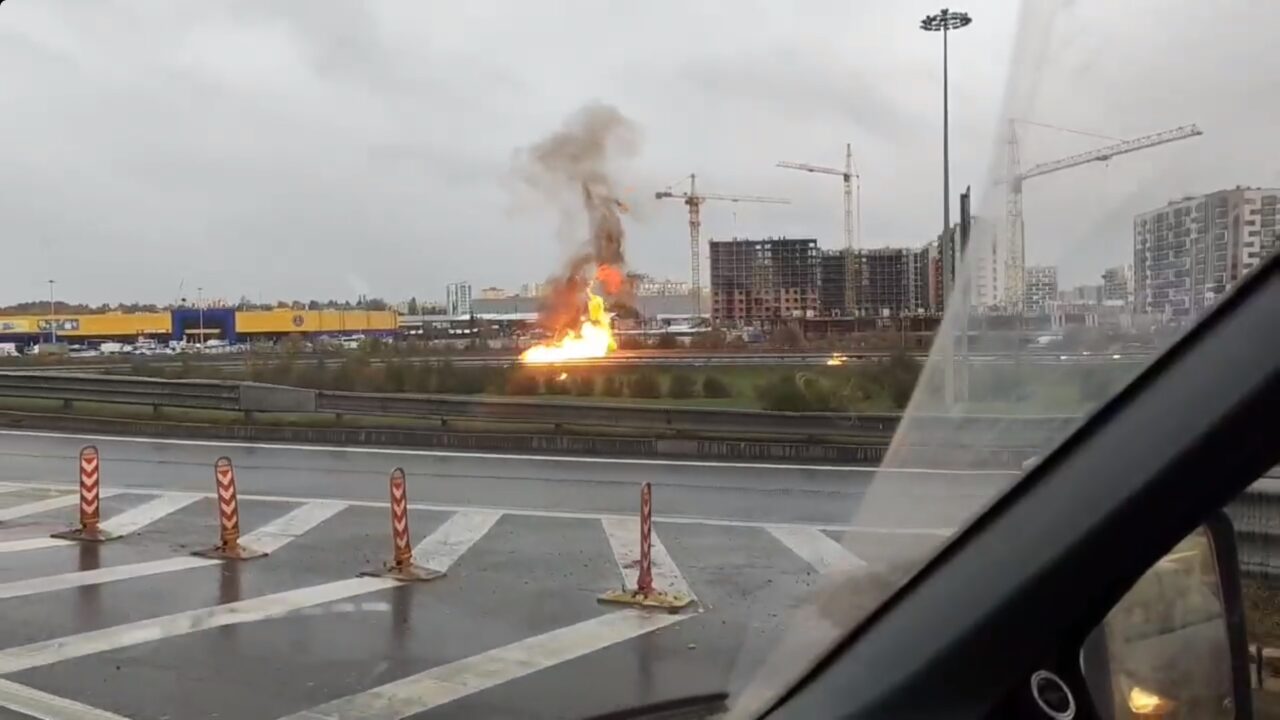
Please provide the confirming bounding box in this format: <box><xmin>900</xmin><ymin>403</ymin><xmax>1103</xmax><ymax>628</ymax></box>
<box><xmin>600</xmin><ymin>482</ymin><xmax>691</xmax><ymax>610</ymax></box>
<box><xmin>52</xmin><ymin>445</ymin><xmax>119</xmax><ymax>543</ymax></box>
<box><xmin>193</xmin><ymin>457</ymin><xmax>265</xmax><ymax>560</ymax></box>
<box><xmin>360</xmin><ymin>468</ymin><xmax>442</xmax><ymax>582</ymax></box>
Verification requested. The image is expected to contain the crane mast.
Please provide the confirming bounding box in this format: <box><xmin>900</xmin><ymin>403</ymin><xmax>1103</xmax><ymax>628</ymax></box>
<box><xmin>655</xmin><ymin>174</ymin><xmax>789</xmax><ymax>317</ymax></box>
<box><xmin>1003</xmin><ymin>122</ymin><xmax>1203</xmax><ymax>312</ymax></box>
<box><xmin>776</xmin><ymin>144</ymin><xmax>860</xmax><ymax>315</ymax></box>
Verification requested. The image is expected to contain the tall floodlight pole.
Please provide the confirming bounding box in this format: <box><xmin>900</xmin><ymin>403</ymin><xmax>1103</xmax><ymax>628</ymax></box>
<box><xmin>921</xmin><ymin>8</ymin><xmax>972</xmax><ymax>409</ymax></box>
<box><xmin>920</xmin><ymin>8</ymin><xmax>972</xmax><ymax>238</ymax></box>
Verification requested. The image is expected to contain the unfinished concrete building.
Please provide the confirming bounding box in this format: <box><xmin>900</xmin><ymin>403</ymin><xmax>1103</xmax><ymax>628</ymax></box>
<box><xmin>710</xmin><ymin>237</ymin><xmax>820</xmax><ymax>325</ymax></box>
<box><xmin>853</xmin><ymin>247</ymin><xmax>931</xmax><ymax>317</ymax></box>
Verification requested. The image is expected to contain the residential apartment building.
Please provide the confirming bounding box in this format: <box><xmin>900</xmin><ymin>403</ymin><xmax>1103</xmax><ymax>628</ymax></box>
<box><xmin>1057</xmin><ymin>284</ymin><xmax>1102</xmax><ymax>305</ymax></box>
<box><xmin>1023</xmin><ymin>265</ymin><xmax>1059</xmax><ymax>315</ymax></box>
<box><xmin>1134</xmin><ymin>187</ymin><xmax>1280</xmax><ymax>319</ymax></box>
<box><xmin>709</xmin><ymin>237</ymin><xmax>819</xmax><ymax>324</ymax></box>
<box><xmin>1101</xmin><ymin>264</ymin><xmax>1134</xmax><ymax>307</ymax></box>
<box><xmin>478</xmin><ymin>287</ymin><xmax>509</xmax><ymax>300</ymax></box>
<box><xmin>444</xmin><ymin>281</ymin><xmax>472</xmax><ymax>317</ymax></box>
<box><xmin>635</xmin><ymin>278</ymin><xmax>690</xmax><ymax>297</ymax></box>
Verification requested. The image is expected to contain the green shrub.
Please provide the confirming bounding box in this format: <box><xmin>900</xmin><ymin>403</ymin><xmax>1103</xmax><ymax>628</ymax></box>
<box><xmin>601</xmin><ymin>375</ymin><xmax>625</xmax><ymax>397</ymax></box>
<box><xmin>667</xmin><ymin>373</ymin><xmax>697</xmax><ymax>399</ymax></box>
<box><xmin>505</xmin><ymin>370</ymin><xmax>541</xmax><ymax>395</ymax></box>
<box><xmin>701</xmin><ymin>375</ymin><xmax>732</xmax><ymax>398</ymax></box>
<box><xmin>544</xmin><ymin>372</ymin><xmax>571</xmax><ymax>395</ymax></box>
<box><xmin>653</xmin><ymin>333</ymin><xmax>679</xmax><ymax>350</ymax></box>
<box><xmin>572</xmin><ymin>374</ymin><xmax>598</xmax><ymax>396</ymax></box>
<box><xmin>628</xmin><ymin>372</ymin><xmax>662</xmax><ymax>399</ymax></box>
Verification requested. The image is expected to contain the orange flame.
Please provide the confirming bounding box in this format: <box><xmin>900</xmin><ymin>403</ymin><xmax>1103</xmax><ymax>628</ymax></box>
<box><xmin>520</xmin><ymin>274</ymin><xmax>617</xmax><ymax>364</ymax></box>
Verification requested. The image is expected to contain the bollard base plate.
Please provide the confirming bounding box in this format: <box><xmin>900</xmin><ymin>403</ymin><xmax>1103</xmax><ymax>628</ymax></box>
<box><xmin>51</xmin><ymin>526</ymin><xmax>120</xmax><ymax>543</ymax></box>
<box><xmin>359</xmin><ymin>562</ymin><xmax>444</xmax><ymax>582</ymax></box>
<box><xmin>192</xmin><ymin>543</ymin><xmax>267</xmax><ymax>561</ymax></box>
<box><xmin>598</xmin><ymin>588</ymin><xmax>693</xmax><ymax>611</ymax></box>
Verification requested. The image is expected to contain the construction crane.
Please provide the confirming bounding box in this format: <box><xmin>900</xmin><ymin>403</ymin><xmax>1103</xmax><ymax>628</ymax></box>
<box><xmin>1004</xmin><ymin>121</ymin><xmax>1203</xmax><ymax>311</ymax></box>
<box><xmin>655</xmin><ymin>174</ymin><xmax>790</xmax><ymax>317</ymax></box>
<box><xmin>777</xmin><ymin>144</ymin><xmax>861</xmax><ymax>314</ymax></box>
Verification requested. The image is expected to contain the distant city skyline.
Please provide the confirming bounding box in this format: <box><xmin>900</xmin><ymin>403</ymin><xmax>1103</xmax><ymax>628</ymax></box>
<box><xmin>3</xmin><ymin>3</ymin><xmax>1275</xmax><ymax>306</ymax></box>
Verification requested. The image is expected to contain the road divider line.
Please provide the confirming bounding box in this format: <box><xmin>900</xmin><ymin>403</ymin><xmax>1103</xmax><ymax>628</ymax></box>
<box><xmin>0</xmin><ymin>576</ymin><xmax>400</xmax><ymax>675</ymax></box>
<box><xmin>240</xmin><ymin>501</ymin><xmax>347</xmax><ymax>554</ymax></box>
<box><xmin>602</xmin><ymin>515</ymin><xmax>695</xmax><ymax>604</ymax></box>
<box><xmin>0</xmin><ymin>676</ymin><xmax>132</xmax><ymax>720</ymax></box>
<box><xmin>0</xmin><ymin>480</ymin><xmax>959</xmax><ymax>535</ymax></box>
<box><xmin>97</xmin><ymin>494</ymin><xmax>201</xmax><ymax>537</ymax></box>
<box><xmin>280</xmin><ymin>610</ymin><xmax>688</xmax><ymax>720</ymax></box>
<box><xmin>0</xmin><ymin>429</ymin><xmax>1022</xmax><ymax>475</ymax></box>
<box><xmin>414</xmin><ymin>510</ymin><xmax>502</xmax><ymax>573</ymax></box>
<box><xmin>0</xmin><ymin>556</ymin><xmax>216</xmax><ymax>601</ymax></box>
<box><xmin>0</xmin><ymin>490</ymin><xmax>118</xmax><ymax>523</ymax></box>
<box><xmin>767</xmin><ymin>526</ymin><xmax>867</xmax><ymax>573</ymax></box>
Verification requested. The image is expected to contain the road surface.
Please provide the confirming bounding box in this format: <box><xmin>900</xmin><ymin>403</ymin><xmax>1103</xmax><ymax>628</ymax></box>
<box><xmin>0</xmin><ymin>430</ymin><xmax>1014</xmax><ymax>719</ymax></box>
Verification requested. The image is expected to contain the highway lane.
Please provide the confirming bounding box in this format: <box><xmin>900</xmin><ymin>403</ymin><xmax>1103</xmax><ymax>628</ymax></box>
<box><xmin>0</xmin><ymin>430</ymin><xmax>1017</xmax><ymax>719</ymax></box>
<box><xmin>0</xmin><ymin>431</ymin><xmax>1013</xmax><ymax>529</ymax></box>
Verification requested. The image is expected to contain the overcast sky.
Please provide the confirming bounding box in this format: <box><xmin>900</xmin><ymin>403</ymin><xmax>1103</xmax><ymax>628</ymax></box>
<box><xmin>1</xmin><ymin>0</ymin><xmax>1274</xmax><ymax>306</ymax></box>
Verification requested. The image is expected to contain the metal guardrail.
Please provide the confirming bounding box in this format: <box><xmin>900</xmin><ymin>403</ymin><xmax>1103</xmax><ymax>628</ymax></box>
<box><xmin>1227</xmin><ymin>471</ymin><xmax>1280</xmax><ymax>579</ymax></box>
<box><xmin>0</xmin><ymin>371</ymin><xmax>1083</xmax><ymax>447</ymax></box>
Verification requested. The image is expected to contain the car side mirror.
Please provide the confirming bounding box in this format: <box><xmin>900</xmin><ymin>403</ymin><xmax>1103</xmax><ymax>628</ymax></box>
<box><xmin>1081</xmin><ymin>511</ymin><xmax>1252</xmax><ymax>718</ymax></box>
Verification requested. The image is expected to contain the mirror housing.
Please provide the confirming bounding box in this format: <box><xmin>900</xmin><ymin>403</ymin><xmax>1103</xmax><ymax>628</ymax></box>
<box><xmin>1082</xmin><ymin>511</ymin><xmax>1252</xmax><ymax>719</ymax></box>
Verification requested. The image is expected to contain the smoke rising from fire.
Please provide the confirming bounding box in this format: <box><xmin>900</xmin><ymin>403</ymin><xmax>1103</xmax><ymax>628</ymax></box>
<box><xmin>513</xmin><ymin>103</ymin><xmax>639</xmax><ymax>336</ymax></box>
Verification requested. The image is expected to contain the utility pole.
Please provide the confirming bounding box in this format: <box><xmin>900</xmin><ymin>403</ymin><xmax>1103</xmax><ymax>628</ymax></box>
<box><xmin>47</xmin><ymin>280</ymin><xmax>57</xmax><ymax>344</ymax></box>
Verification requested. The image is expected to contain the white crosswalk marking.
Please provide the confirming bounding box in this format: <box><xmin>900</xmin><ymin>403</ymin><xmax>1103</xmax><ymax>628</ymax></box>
<box><xmin>98</xmin><ymin>494</ymin><xmax>201</xmax><ymax>537</ymax></box>
<box><xmin>0</xmin><ymin>676</ymin><xmax>131</xmax><ymax>720</ymax></box>
<box><xmin>240</xmin><ymin>501</ymin><xmax>347</xmax><ymax>554</ymax></box>
<box><xmin>0</xmin><ymin>504</ymin><xmax>502</xmax><ymax>674</ymax></box>
<box><xmin>767</xmin><ymin>526</ymin><xmax>867</xmax><ymax>573</ymax></box>
<box><xmin>600</xmin><ymin>516</ymin><xmax>695</xmax><ymax>601</ymax></box>
<box><xmin>0</xmin><ymin>577</ymin><xmax>402</xmax><ymax>674</ymax></box>
<box><xmin>0</xmin><ymin>491</ymin><xmax>118</xmax><ymax>523</ymax></box>
<box><xmin>0</xmin><ymin>537</ymin><xmax>72</xmax><ymax>554</ymax></box>
<box><xmin>415</xmin><ymin>510</ymin><xmax>502</xmax><ymax>572</ymax></box>
<box><xmin>281</xmin><ymin>610</ymin><xmax>688</xmax><ymax>720</ymax></box>
<box><xmin>0</xmin><ymin>556</ymin><xmax>216</xmax><ymax>601</ymax></box>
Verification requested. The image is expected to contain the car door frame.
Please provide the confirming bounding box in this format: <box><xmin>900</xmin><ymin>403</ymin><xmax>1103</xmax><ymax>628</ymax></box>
<box><xmin>765</xmin><ymin>254</ymin><xmax>1279</xmax><ymax>718</ymax></box>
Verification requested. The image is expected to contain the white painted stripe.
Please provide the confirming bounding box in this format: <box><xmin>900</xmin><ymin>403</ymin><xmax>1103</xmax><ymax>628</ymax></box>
<box><xmin>240</xmin><ymin>501</ymin><xmax>347</xmax><ymax>554</ymax></box>
<box><xmin>413</xmin><ymin>510</ymin><xmax>501</xmax><ymax>572</ymax></box>
<box><xmin>0</xmin><ymin>481</ymin><xmax>957</xmax><ymax>536</ymax></box>
<box><xmin>0</xmin><ymin>556</ymin><xmax>216</xmax><ymax>601</ymax></box>
<box><xmin>0</xmin><ymin>676</ymin><xmax>131</xmax><ymax>720</ymax></box>
<box><xmin>0</xmin><ymin>491</ymin><xmax>116</xmax><ymax>523</ymax></box>
<box><xmin>281</xmin><ymin>610</ymin><xmax>687</xmax><ymax>720</ymax></box>
<box><xmin>768</xmin><ymin>526</ymin><xmax>867</xmax><ymax>573</ymax></box>
<box><xmin>98</xmin><ymin>493</ymin><xmax>200</xmax><ymax>536</ymax></box>
<box><xmin>0</xmin><ymin>487</ymin><xmax>23</xmax><ymax>495</ymax></box>
<box><xmin>0</xmin><ymin>537</ymin><xmax>72</xmax><ymax>554</ymax></box>
<box><xmin>601</xmin><ymin>516</ymin><xmax>695</xmax><ymax>601</ymax></box>
<box><xmin>0</xmin><ymin>429</ymin><xmax>1019</xmax><ymax>475</ymax></box>
<box><xmin>0</xmin><ymin>576</ymin><xmax>399</xmax><ymax>674</ymax></box>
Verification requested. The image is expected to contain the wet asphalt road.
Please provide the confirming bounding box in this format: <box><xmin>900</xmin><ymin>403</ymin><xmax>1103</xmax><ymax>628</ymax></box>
<box><xmin>0</xmin><ymin>430</ymin><xmax>1014</xmax><ymax>719</ymax></box>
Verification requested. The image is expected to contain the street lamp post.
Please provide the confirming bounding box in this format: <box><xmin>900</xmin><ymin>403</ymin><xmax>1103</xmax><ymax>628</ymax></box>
<box><xmin>920</xmin><ymin>7</ymin><xmax>972</xmax><ymax>237</ymax></box>
<box><xmin>921</xmin><ymin>7</ymin><xmax>972</xmax><ymax>408</ymax></box>
<box><xmin>47</xmin><ymin>280</ymin><xmax>57</xmax><ymax>344</ymax></box>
